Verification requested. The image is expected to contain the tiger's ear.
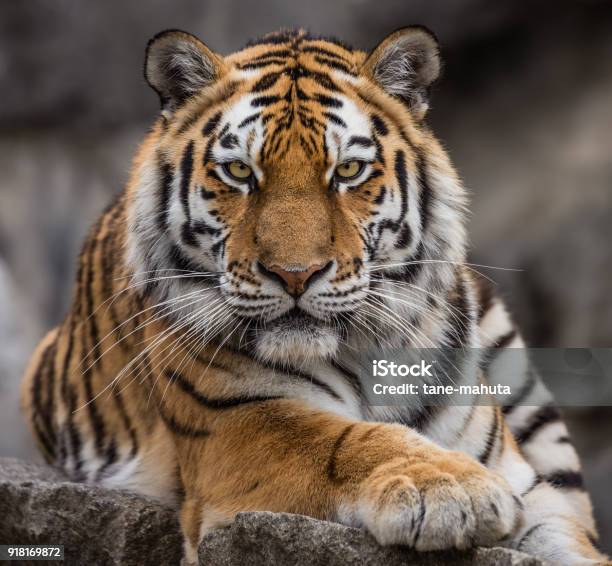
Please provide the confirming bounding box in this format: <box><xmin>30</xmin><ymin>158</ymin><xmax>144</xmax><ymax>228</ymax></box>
<box><xmin>363</xmin><ymin>26</ymin><xmax>441</xmax><ymax>120</ymax></box>
<box><xmin>145</xmin><ymin>30</ymin><xmax>226</xmax><ymax>115</ymax></box>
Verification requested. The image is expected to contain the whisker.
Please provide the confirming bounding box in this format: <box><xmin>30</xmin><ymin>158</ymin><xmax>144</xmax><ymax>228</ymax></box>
<box><xmin>114</xmin><ymin>268</ymin><xmax>223</xmax><ymax>281</ymax></box>
<box><xmin>79</xmin><ymin>283</ymin><xmax>227</xmax><ymax>374</ymax></box>
<box><xmin>369</xmin><ymin>259</ymin><xmax>522</xmax><ymax>273</ymax></box>
<box><xmin>75</xmin><ymin>296</ymin><xmax>226</xmax><ymax>412</ymax></box>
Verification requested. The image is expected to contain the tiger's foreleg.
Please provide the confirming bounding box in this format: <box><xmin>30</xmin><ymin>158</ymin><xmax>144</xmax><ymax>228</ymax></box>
<box><xmin>171</xmin><ymin>399</ymin><xmax>522</xmax><ymax>565</ymax></box>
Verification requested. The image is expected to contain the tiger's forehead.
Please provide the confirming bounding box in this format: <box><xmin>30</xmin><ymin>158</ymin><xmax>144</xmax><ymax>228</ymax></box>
<box><xmin>226</xmin><ymin>30</ymin><xmax>365</xmax><ymax>74</ymax></box>
<box><xmin>213</xmin><ymin>33</ymin><xmax>374</xmax><ymax>167</ymax></box>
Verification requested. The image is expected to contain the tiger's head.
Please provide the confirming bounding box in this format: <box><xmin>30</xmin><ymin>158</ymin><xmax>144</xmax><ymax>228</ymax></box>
<box><xmin>127</xmin><ymin>28</ymin><xmax>468</xmax><ymax>365</ymax></box>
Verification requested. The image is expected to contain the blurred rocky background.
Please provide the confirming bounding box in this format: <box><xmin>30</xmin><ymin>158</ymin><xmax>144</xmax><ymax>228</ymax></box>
<box><xmin>0</xmin><ymin>0</ymin><xmax>610</xmax><ymax>552</ymax></box>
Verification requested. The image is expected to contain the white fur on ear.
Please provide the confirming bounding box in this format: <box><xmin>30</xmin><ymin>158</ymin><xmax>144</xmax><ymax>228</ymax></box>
<box><xmin>363</xmin><ymin>26</ymin><xmax>441</xmax><ymax>119</ymax></box>
<box><xmin>144</xmin><ymin>30</ymin><xmax>225</xmax><ymax>113</ymax></box>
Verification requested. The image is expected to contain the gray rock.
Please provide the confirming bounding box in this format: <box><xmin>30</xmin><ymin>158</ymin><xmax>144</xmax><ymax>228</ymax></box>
<box><xmin>200</xmin><ymin>512</ymin><xmax>542</xmax><ymax>566</ymax></box>
<box><xmin>0</xmin><ymin>458</ymin><xmax>543</xmax><ymax>566</ymax></box>
<box><xmin>0</xmin><ymin>458</ymin><xmax>183</xmax><ymax>565</ymax></box>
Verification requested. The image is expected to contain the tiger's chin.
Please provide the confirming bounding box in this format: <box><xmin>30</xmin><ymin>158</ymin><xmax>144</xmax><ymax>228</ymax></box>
<box><xmin>253</xmin><ymin>309</ymin><xmax>340</xmax><ymax>365</ymax></box>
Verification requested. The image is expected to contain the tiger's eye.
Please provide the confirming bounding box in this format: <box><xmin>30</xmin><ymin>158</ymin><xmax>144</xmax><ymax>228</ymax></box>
<box><xmin>335</xmin><ymin>160</ymin><xmax>363</xmax><ymax>179</ymax></box>
<box><xmin>227</xmin><ymin>161</ymin><xmax>253</xmax><ymax>180</ymax></box>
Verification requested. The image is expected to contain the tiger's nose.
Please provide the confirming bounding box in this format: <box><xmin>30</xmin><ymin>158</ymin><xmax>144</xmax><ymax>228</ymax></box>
<box><xmin>257</xmin><ymin>261</ymin><xmax>332</xmax><ymax>297</ymax></box>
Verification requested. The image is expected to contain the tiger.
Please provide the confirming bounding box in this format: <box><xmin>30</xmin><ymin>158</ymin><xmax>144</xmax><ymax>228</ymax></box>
<box><xmin>20</xmin><ymin>27</ymin><xmax>608</xmax><ymax>565</ymax></box>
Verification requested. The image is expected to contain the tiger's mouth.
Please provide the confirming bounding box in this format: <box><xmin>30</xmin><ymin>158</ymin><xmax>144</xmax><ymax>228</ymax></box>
<box><xmin>268</xmin><ymin>307</ymin><xmax>324</xmax><ymax>329</ymax></box>
<box><xmin>252</xmin><ymin>306</ymin><xmax>341</xmax><ymax>363</ymax></box>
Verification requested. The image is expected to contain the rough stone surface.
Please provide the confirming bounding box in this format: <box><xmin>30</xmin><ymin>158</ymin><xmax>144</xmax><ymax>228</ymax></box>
<box><xmin>200</xmin><ymin>511</ymin><xmax>543</xmax><ymax>566</ymax></box>
<box><xmin>0</xmin><ymin>458</ymin><xmax>183</xmax><ymax>565</ymax></box>
<box><xmin>0</xmin><ymin>458</ymin><xmax>544</xmax><ymax>566</ymax></box>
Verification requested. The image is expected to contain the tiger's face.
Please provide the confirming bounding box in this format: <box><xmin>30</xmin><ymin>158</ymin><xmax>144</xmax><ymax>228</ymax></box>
<box><xmin>129</xmin><ymin>28</ymin><xmax>467</xmax><ymax>363</ymax></box>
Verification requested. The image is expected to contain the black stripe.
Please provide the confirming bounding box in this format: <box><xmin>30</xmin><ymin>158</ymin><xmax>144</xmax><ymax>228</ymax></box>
<box><xmin>157</xmin><ymin>400</ymin><xmax>210</xmax><ymax>438</ymax></box>
<box><xmin>394</xmin><ymin>222</ymin><xmax>411</xmax><ymax>249</ymax></box>
<box><xmin>545</xmin><ymin>470</ymin><xmax>584</xmax><ymax>490</ymax></box>
<box><xmin>324</xmin><ymin>112</ymin><xmax>346</xmax><ymax>128</ymax></box>
<box><xmin>239</xmin><ymin>59</ymin><xmax>287</xmax><ymax>70</ymax></box>
<box><xmin>517</xmin><ymin>523</ymin><xmax>545</xmax><ymax>552</ymax></box>
<box><xmin>401</xmin><ymin>405</ymin><xmax>441</xmax><ymax>432</ymax></box>
<box><xmin>192</xmin><ymin>219</ymin><xmax>221</xmax><ymax>236</ymax></box>
<box><xmin>371</xmin><ymin>114</ymin><xmax>388</xmax><ymax>136</ymax></box>
<box><xmin>521</xmin><ymin>474</ymin><xmax>543</xmax><ymax>496</ymax></box>
<box><xmin>330</xmin><ymin>360</ymin><xmax>363</xmax><ymax>399</ymax></box>
<box><xmin>210</xmin><ymin>233</ymin><xmax>228</xmax><ymax>258</ymax></box>
<box><xmin>156</xmin><ymin>157</ymin><xmax>173</xmax><ymax>232</ymax></box>
<box><xmin>161</xmin><ymin>413</ymin><xmax>211</xmax><ymax>438</ymax></box>
<box><xmin>252</xmin><ymin>72</ymin><xmax>282</xmax><ymax>92</ymax></box>
<box><xmin>176</xmin><ymin>107</ymin><xmax>206</xmax><ymax>135</ymax></box>
<box><xmin>502</xmin><ymin>367</ymin><xmax>537</xmax><ymax>414</ymax></box>
<box><xmin>397</xmin><ymin>242</ymin><xmax>424</xmax><ymax>283</ymax></box>
<box><xmin>299</xmin><ymin>134</ymin><xmax>314</xmax><ymax>156</ymax></box>
<box><xmin>302</xmin><ymin>45</ymin><xmax>350</xmax><ymax>62</ymax></box>
<box><xmin>31</xmin><ymin>345</ymin><xmax>52</xmax><ymax>429</ymax></box>
<box><xmin>238</xmin><ymin>112</ymin><xmax>261</xmax><ymax>128</ymax></box>
<box><xmin>373</xmin><ymin>185</ymin><xmax>386</xmax><ymax>205</ymax></box>
<box><xmin>206</xmin><ymin>168</ymin><xmax>225</xmax><ymax>184</ymax></box>
<box><xmin>44</xmin><ymin>341</ymin><xmax>58</xmax><ymax>449</ymax></box>
<box><xmin>412</xmin><ymin>497</ymin><xmax>427</xmax><ymax>546</ymax></box>
<box><xmin>97</xmin><ymin>437</ymin><xmax>119</xmax><ymax>478</ymax></box>
<box><xmin>220</xmin><ymin>133</ymin><xmax>239</xmax><ymax>149</ymax></box>
<box><xmin>262</xmin><ymin>360</ymin><xmax>341</xmax><ymax>401</ymax></box>
<box><xmin>252</xmin><ymin>95</ymin><xmax>281</xmax><ymax>107</ymax></box>
<box><xmin>216</xmin><ymin>342</ymin><xmax>343</xmax><ymax>402</ymax></box>
<box><xmin>81</xmin><ymin>234</ymin><xmax>106</xmax><ymax>456</ymax></box>
<box><xmin>372</xmin><ymin>135</ymin><xmax>386</xmax><ymax>166</ymax></box>
<box><xmin>66</xmin><ymin>383</ymin><xmax>84</xmax><ymax>476</ymax></box>
<box><xmin>302</xmin><ymin>68</ymin><xmax>340</xmax><ymax>92</ymax></box>
<box><xmin>444</xmin><ymin>276</ymin><xmax>472</xmax><ymax>348</ymax></box>
<box><xmin>31</xmin><ymin>343</ymin><xmax>56</xmax><ymax>460</ymax></box>
<box><xmin>414</xmin><ymin>147</ymin><xmax>433</xmax><ymax>235</ymax></box>
<box><xmin>456</xmin><ymin>403</ymin><xmax>478</xmax><ymax>441</ymax></box>
<box><xmin>59</xmin><ymin>313</ymin><xmax>81</xmax><ymax>470</ymax></box>
<box><xmin>514</xmin><ymin>405</ymin><xmax>561</xmax><ymax>445</ymax></box>
<box><xmin>202</xmin><ymin>111</ymin><xmax>222</xmax><ymax>136</ymax></box>
<box><xmin>162</xmin><ymin>368</ymin><xmax>280</xmax><ymax>409</ymax></box>
<box><xmin>203</xmin><ymin>135</ymin><xmax>216</xmax><ymax>166</ymax></box>
<box><xmin>314</xmin><ymin>55</ymin><xmax>356</xmax><ymax>75</ymax></box>
<box><xmin>496</xmin><ymin>329</ymin><xmax>517</xmax><ymax>348</ymax></box>
<box><xmin>477</xmin><ymin>408</ymin><xmax>500</xmax><ymax>464</ymax></box>
<box><xmin>315</xmin><ymin>94</ymin><xmax>343</xmax><ymax>108</ymax></box>
<box><xmin>179</xmin><ymin>141</ymin><xmax>195</xmax><ymax>222</ymax></box>
<box><xmin>374</xmin><ymin>135</ymin><xmax>386</xmax><ymax>167</ymax></box>
<box><xmin>85</xmin><ymin>224</ymin><xmax>105</xmax><ymax>369</ymax></box>
<box><xmin>217</xmin><ymin>122</ymin><xmax>230</xmax><ymax>141</ymax></box>
<box><xmin>251</xmin><ymin>49</ymin><xmax>292</xmax><ymax>60</ymax></box>
<box><xmin>169</xmin><ymin>244</ymin><xmax>203</xmax><ymax>273</ymax></box>
<box><xmin>394</xmin><ymin>150</ymin><xmax>408</xmax><ymax>227</ymax></box>
<box><xmin>200</xmin><ymin>186</ymin><xmax>217</xmax><ymax>200</ymax></box>
<box><xmin>33</xmin><ymin>421</ymin><xmax>56</xmax><ymax>462</ymax></box>
<box><xmin>476</xmin><ymin>278</ymin><xmax>495</xmax><ymax>321</ymax></box>
<box><xmin>347</xmin><ymin>136</ymin><xmax>373</xmax><ymax>148</ymax></box>
<box><xmin>57</xmin><ymin>424</ymin><xmax>68</xmax><ymax>464</ymax></box>
<box><xmin>327</xmin><ymin>424</ymin><xmax>355</xmax><ymax>483</ymax></box>
<box><xmin>112</xmin><ymin>386</ymin><xmax>139</xmax><ymax>457</ymax></box>
<box><xmin>101</xmin><ymin>206</ymin><xmax>128</xmax><ymax>347</ymax></box>
<box><xmin>181</xmin><ymin>223</ymin><xmax>198</xmax><ymax>247</ymax></box>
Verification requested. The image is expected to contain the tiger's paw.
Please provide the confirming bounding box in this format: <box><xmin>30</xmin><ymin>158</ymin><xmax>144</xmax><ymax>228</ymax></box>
<box><xmin>348</xmin><ymin>451</ymin><xmax>523</xmax><ymax>551</ymax></box>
